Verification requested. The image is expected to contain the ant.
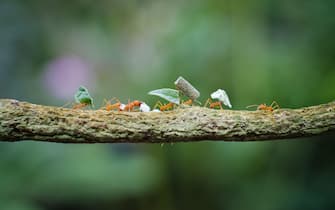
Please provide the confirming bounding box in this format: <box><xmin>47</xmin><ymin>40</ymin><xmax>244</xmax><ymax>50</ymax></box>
<box><xmin>247</xmin><ymin>101</ymin><xmax>280</xmax><ymax>111</ymax></box>
<box><xmin>204</xmin><ymin>99</ymin><xmax>223</xmax><ymax>109</ymax></box>
<box><xmin>154</xmin><ymin>99</ymin><xmax>196</xmax><ymax>111</ymax></box>
<box><xmin>123</xmin><ymin>100</ymin><xmax>142</xmax><ymax>111</ymax></box>
<box><xmin>66</xmin><ymin>101</ymin><xmax>91</xmax><ymax>109</ymax></box>
<box><xmin>102</xmin><ymin>98</ymin><xmax>123</xmax><ymax>111</ymax></box>
<box><xmin>154</xmin><ymin>101</ymin><xmax>175</xmax><ymax>111</ymax></box>
<box><xmin>182</xmin><ymin>99</ymin><xmax>193</xmax><ymax>106</ymax></box>
<box><xmin>101</xmin><ymin>99</ymin><xmax>143</xmax><ymax>112</ymax></box>
<box><xmin>181</xmin><ymin>99</ymin><xmax>202</xmax><ymax>106</ymax></box>
<box><xmin>204</xmin><ymin>89</ymin><xmax>232</xmax><ymax>110</ymax></box>
<box><xmin>72</xmin><ymin>103</ymin><xmax>90</xmax><ymax>109</ymax></box>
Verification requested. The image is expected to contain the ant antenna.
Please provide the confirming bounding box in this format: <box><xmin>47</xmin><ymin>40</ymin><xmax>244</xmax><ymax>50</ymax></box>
<box><xmin>62</xmin><ymin>101</ymin><xmax>72</xmax><ymax>108</ymax></box>
<box><xmin>194</xmin><ymin>99</ymin><xmax>202</xmax><ymax>105</ymax></box>
<box><xmin>246</xmin><ymin>104</ymin><xmax>258</xmax><ymax>109</ymax></box>
<box><xmin>127</xmin><ymin>98</ymin><xmax>130</xmax><ymax>112</ymax></box>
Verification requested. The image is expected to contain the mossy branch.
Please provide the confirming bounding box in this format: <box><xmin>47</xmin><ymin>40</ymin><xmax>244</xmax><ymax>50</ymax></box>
<box><xmin>0</xmin><ymin>99</ymin><xmax>334</xmax><ymax>143</ymax></box>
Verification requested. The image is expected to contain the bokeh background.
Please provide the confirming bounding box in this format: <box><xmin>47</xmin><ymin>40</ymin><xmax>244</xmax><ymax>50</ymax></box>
<box><xmin>1</xmin><ymin>0</ymin><xmax>335</xmax><ymax>209</ymax></box>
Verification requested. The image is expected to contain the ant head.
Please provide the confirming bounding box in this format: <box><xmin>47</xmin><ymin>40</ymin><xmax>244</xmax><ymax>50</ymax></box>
<box><xmin>133</xmin><ymin>100</ymin><xmax>142</xmax><ymax>106</ymax></box>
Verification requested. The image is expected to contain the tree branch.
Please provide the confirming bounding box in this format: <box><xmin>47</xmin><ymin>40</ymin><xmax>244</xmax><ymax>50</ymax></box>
<box><xmin>0</xmin><ymin>99</ymin><xmax>334</xmax><ymax>143</ymax></box>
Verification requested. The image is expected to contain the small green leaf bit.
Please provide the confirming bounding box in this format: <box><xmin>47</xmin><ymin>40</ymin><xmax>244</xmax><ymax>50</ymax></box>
<box><xmin>74</xmin><ymin>86</ymin><xmax>94</xmax><ymax>107</ymax></box>
<box><xmin>148</xmin><ymin>88</ymin><xmax>180</xmax><ymax>104</ymax></box>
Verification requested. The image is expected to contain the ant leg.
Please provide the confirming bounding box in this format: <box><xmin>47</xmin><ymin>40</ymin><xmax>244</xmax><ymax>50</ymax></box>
<box><xmin>110</xmin><ymin>97</ymin><xmax>122</xmax><ymax>104</ymax></box>
<box><xmin>104</xmin><ymin>98</ymin><xmax>110</xmax><ymax>105</ymax></box>
<box><xmin>100</xmin><ymin>98</ymin><xmax>110</xmax><ymax>110</ymax></box>
<box><xmin>271</xmin><ymin>101</ymin><xmax>280</xmax><ymax>109</ymax></box>
<box><xmin>62</xmin><ymin>101</ymin><xmax>72</xmax><ymax>108</ymax></box>
<box><xmin>194</xmin><ymin>100</ymin><xmax>202</xmax><ymax>105</ymax></box>
<box><xmin>204</xmin><ymin>98</ymin><xmax>211</xmax><ymax>107</ymax></box>
<box><xmin>154</xmin><ymin>101</ymin><xmax>163</xmax><ymax>110</ymax></box>
<box><xmin>219</xmin><ymin>102</ymin><xmax>223</xmax><ymax>110</ymax></box>
<box><xmin>127</xmin><ymin>98</ymin><xmax>131</xmax><ymax>112</ymax></box>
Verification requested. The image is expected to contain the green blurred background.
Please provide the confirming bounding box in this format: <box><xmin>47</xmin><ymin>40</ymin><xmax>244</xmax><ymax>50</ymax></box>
<box><xmin>1</xmin><ymin>0</ymin><xmax>335</xmax><ymax>209</ymax></box>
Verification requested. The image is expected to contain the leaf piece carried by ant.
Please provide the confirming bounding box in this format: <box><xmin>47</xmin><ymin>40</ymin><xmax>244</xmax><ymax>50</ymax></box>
<box><xmin>174</xmin><ymin>76</ymin><xmax>200</xmax><ymax>100</ymax></box>
<box><xmin>154</xmin><ymin>101</ymin><xmax>175</xmax><ymax>111</ymax></box>
<box><xmin>140</xmin><ymin>102</ymin><xmax>151</xmax><ymax>112</ymax></box>
<box><xmin>148</xmin><ymin>88</ymin><xmax>180</xmax><ymax>104</ymax></box>
<box><xmin>74</xmin><ymin>86</ymin><xmax>93</xmax><ymax>107</ymax></box>
<box><xmin>211</xmin><ymin>89</ymin><xmax>232</xmax><ymax>108</ymax></box>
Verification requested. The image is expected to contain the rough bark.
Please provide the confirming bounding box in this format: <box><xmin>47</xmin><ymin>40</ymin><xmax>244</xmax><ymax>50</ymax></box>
<box><xmin>0</xmin><ymin>99</ymin><xmax>334</xmax><ymax>143</ymax></box>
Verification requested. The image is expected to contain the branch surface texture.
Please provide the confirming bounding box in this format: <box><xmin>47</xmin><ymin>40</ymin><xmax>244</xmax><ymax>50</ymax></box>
<box><xmin>0</xmin><ymin>99</ymin><xmax>334</xmax><ymax>143</ymax></box>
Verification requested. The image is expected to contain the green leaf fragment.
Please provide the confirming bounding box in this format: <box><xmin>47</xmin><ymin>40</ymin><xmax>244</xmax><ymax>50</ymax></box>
<box><xmin>74</xmin><ymin>86</ymin><xmax>93</xmax><ymax>106</ymax></box>
<box><xmin>148</xmin><ymin>88</ymin><xmax>180</xmax><ymax>104</ymax></box>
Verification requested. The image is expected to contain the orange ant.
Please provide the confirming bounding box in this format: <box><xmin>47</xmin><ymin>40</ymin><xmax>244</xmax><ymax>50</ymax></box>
<box><xmin>247</xmin><ymin>101</ymin><xmax>280</xmax><ymax>111</ymax></box>
<box><xmin>123</xmin><ymin>100</ymin><xmax>142</xmax><ymax>111</ymax></box>
<box><xmin>154</xmin><ymin>101</ymin><xmax>175</xmax><ymax>111</ymax></box>
<box><xmin>155</xmin><ymin>99</ymin><xmax>195</xmax><ymax>111</ymax></box>
<box><xmin>182</xmin><ymin>99</ymin><xmax>193</xmax><ymax>106</ymax></box>
<box><xmin>181</xmin><ymin>99</ymin><xmax>202</xmax><ymax>106</ymax></box>
<box><xmin>72</xmin><ymin>103</ymin><xmax>90</xmax><ymax>109</ymax></box>
<box><xmin>101</xmin><ymin>98</ymin><xmax>122</xmax><ymax>111</ymax></box>
<box><xmin>204</xmin><ymin>99</ymin><xmax>223</xmax><ymax>109</ymax></box>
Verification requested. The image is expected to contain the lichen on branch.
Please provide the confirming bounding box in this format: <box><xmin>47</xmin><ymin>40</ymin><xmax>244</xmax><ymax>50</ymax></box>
<box><xmin>0</xmin><ymin>99</ymin><xmax>334</xmax><ymax>143</ymax></box>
